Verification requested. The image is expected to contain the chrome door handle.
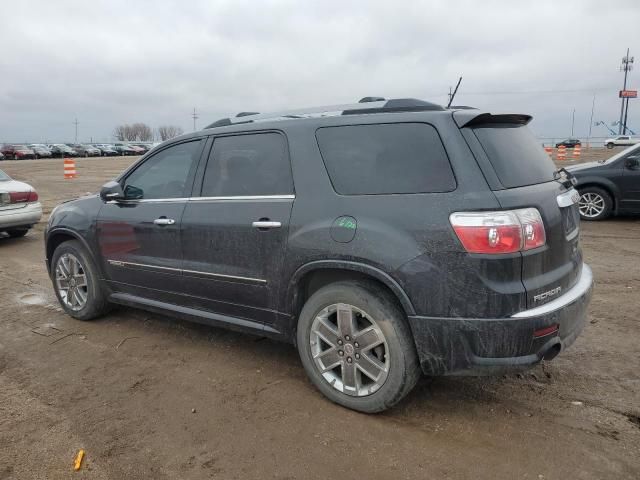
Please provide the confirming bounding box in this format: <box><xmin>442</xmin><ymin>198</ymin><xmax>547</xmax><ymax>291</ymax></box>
<box><xmin>252</xmin><ymin>221</ymin><xmax>281</xmax><ymax>229</ymax></box>
<box><xmin>153</xmin><ymin>218</ymin><xmax>175</xmax><ymax>226</ymax></box>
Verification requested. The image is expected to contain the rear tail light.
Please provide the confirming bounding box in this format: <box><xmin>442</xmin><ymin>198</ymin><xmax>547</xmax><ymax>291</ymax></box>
<box><xmin>450</xmin><ymin>208</ymin><xmax>546</xmax><ymax>254</ymax></box>
<box><xmin>9</xmin><ymin>190</ymin><xmax>38</xmax><ymax>204</ymax></box>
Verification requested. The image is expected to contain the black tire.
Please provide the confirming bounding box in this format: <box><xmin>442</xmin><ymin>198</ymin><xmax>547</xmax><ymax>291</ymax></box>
<box><xmin>578</xmin><ymin>186</ymin><xmax>613</xmax><ymax>221</ymax></box>
<box><xmin>296</xmin><ymin>280</ymin><xmax>420</xmax><ymax>413</ymax></box>
<box><xmin>50</xmin><ymin>240</ymin><xmax>111</xmax><ymax>320</ymax></box>
<box><xmin>6</xmin><ymin>228</ymin><xmax>29</xmax><ymax>238</ymax></box>
<box><xmin>606</xmin><ymin>143</ymin><xmax>614</xmax><ymax>149</ymax></box>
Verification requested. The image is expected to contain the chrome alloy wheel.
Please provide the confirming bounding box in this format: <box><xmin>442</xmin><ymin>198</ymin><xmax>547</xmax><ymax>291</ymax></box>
<box><xmin>55</xmin><ymin>253</ymin><xmax>88</xmax><ymax>311</ymax></box>
<box><xmin>579</xmin><ymin>192</ymin><xmax>605</xmax><ymax>218</ymax></box>
<box><xmin>310</xmin><ymin>303</ymin><xmax>390</xmax><ymax>397</ymax></box>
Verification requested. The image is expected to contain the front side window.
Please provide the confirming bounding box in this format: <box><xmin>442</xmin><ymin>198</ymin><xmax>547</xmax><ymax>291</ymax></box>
<box><xmin>201</xmin><ymin>133</ymin><xmax>293</xmax><ymax>197</ymax></box>
<box><xmin>123</xmin><ymin>140</ymin><xmax>202</xmax><ymax>199</ymax></box>
<box><xmin>316</xmin><ymin>123</ymin><xmax>456</xmax><ymax>195</ymax></box>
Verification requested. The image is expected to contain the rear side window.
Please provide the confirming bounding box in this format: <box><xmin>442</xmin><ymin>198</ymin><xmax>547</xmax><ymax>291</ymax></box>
<box><xmin>316</xmin><ymin>123</ymin><xmax>456</xmax><ymax>195</ymax></box>
<box><xmin>201</xmin><ymin>133</ymin><xmax>293</xmax><ymax>196</ymax></box>
<box><xmin>472</xmin><ymin>125</ymin><xmax>555</xmax><ymax>188</ymax></box>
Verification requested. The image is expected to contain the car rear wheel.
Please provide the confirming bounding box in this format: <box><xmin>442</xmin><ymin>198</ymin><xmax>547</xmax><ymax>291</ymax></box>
<box><xmin>578</xmin><ymin>187</ymin><xmax>613</xmax><ymax>221</ymax></box>
<box><xmin>51</xmin><ymin>240</ymin><xmax>110</xmax><ymax>320</ymax></box>
<box><xmin>606</xmin><ymin>143</ymin><xmax>615</xmax><ymax>149</ymax></box>
<box><xmin>296</xmin><ymin>280</ymin><xmax>420</xmax><ymax>413</ymax></box>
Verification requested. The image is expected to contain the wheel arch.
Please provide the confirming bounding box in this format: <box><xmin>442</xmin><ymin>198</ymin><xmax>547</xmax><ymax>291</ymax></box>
<box><xmin>46</xmin><ymin>228</ymin><xmax>99</xmax><ymax>275</ymax></box>
<box><xmin>286</xmin><ymin>261</ymin><xmax>416</xmax><ymax>328</ymax></box>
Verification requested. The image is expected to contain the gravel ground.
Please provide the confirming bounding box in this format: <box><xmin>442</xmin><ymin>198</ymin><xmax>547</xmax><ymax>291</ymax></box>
<box><xmin>0</xmin><ymin>149</ymin><xmax>638</xmax><ymax>479</ymax></box>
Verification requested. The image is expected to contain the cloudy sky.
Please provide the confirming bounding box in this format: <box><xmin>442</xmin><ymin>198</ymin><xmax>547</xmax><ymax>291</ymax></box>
<box><xmin>1</xmin><ymin>0</ymin><xmax>639</xmax><ymax>143</ymax></box>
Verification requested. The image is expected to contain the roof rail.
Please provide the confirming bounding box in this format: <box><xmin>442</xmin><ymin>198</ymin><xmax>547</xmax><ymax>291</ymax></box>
<box><xmin>204</xmin><ymin>98</ymin><xmax>444</xmax><ymax>129</ymax></box>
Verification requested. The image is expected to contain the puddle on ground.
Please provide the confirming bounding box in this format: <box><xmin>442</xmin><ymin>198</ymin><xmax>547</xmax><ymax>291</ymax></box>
<box><xmin>17</xmin><ymin>293</ymin><xmax>46</xmax><ymax>305</ymax></box>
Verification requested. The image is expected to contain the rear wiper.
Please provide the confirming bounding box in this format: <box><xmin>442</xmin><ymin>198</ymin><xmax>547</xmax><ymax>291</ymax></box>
<box><xmin>553</xmin><ymin>167</ymin><xmax>577</xmax><ymax>188</ymax></box>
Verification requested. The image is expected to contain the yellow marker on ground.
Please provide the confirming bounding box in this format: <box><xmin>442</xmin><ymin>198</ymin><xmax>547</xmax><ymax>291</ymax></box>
<box><xmin>74</xmin><ymin>449</ymin><xmax>85</xmax><ymax>471</ymax></box>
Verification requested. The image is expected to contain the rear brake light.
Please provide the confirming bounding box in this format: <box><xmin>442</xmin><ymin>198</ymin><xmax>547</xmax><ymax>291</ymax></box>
<box><xmin>9</xmin><ymin>191</ymin><xmax>38</xmax><ymax>203</ymax></box>
<box><xmin>450</xmin><ymin>208</ymin><xmax>546</xmax><ymax>254</ymax></box>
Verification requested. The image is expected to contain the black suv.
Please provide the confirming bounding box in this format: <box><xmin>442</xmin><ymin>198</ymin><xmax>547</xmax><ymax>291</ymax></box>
<box><xmin>45</xmin><ymin>98</ymin><xmax>593</xmax><ymax>412</ymax></box>
<box><xmin>568</xmin><ymin>143</ymin><xmax>640</xmax><ymax>220</ymax></box>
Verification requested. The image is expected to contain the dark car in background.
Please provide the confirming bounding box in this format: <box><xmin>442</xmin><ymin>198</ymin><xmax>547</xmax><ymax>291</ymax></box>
<box><xmin>112</xmin><ymin>144</ymin><xmax>137</xmax><ymax>156</ymax></box>
<box><xmin>0</xmin><ymin>145</ymin><xmax>36</xmax><ymax>160</ymax></box>
<box><xmin>94</xmin><ymin>144</ymin><xmax>119</xmax><ymax>156</ymax></box>
<box><xmin>555</xmin><ymin>138</ymin><xmax>581</xmax><ymax>148</ymax></box>
<box><xmin>568</xmin><ymin>143</ymin><xmax>640</xmax><ymax>220</ymax></box>
<box><xmin>28</xmin><ymin>144</ymin><xmax>53</xmax><ymax>158</ymax></box>
<box><xmin>49</xmin><ymin>144</ymin><xmax>78</xmax><ymax>158</ymax></box>
<box><xmin>45</xmin><ymin>98</ymin><xmax>592</xmax><ymax>413</ymax></box>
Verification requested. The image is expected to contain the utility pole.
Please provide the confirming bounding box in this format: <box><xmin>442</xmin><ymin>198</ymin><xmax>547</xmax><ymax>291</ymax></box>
<box><xmin>588</xmin><ymin>94</ymin><xmax>596</xmax><ymax>148</ymax></box>
<box><xmin>571</xmin><ymin>109</ymin><xmax>576</xmax><ymax>137</ymax></box>
<box><xmin>619</xmin><ymin>49</ymin><xmax>634</xmax><ymax>134</ymax></box>
<box><xmin>73</xmin><ymin>118</ymin><xmax>79</xmax><ymax>143</ymax></box>
<box><xmin>192</xmin><ymin>107</ymin><xmax>199</xmax><ymax>131</ymax></box>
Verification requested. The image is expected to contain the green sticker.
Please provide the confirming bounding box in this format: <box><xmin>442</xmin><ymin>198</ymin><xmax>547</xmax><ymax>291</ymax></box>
<box><xmin>337</xmin><ymin>217</ymin><xmax>357</xmax><ymax>229</ymax></box>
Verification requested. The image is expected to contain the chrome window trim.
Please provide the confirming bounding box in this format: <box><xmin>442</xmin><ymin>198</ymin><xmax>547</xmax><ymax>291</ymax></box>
<box><xmin>511</xmin><ymin>264</ymin><xmax>592</xmax><ymax>318</ymax></box>
<box><xmin>107</xmin><ymin>259</ymin><xmax>267</xmax><ymax>284</ymax></box>
<box><xmin>107</xmin><ymin>194</ymin><xmax>295</xmax><ymax>204</ymax></box>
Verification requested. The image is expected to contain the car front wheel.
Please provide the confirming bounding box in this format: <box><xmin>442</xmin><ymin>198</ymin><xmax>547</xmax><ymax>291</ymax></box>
<box><xmin>578</xmin><ymin>187</ymin><xmax>613</xmax><ymax>221</ymax></box>
<box><xmin>296</xmin><ymin>280</ymin><xmax>420</xmax><ymax>413</ymax></box>
<box><xmin>606</xmin><ymin>143</ymin><xmax>615</xmax><ymax>149</ymax></box>
<box><xmin>51</xmin><ymin>240</ymin><xmax>111</xmax><ymax>320</ymax></box>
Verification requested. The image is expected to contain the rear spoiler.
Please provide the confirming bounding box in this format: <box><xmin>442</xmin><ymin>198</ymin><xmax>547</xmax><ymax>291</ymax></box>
<box><xmin>454</xmin><ymin>112</ymin><xmax>533</xmax><ymax>128</ymax></box>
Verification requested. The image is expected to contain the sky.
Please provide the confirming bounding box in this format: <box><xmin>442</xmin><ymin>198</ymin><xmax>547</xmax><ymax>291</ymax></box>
<box><xmin>1</xmin><ymin>0</ymin><xmax>639</xmax><ymax>143</ymax></box>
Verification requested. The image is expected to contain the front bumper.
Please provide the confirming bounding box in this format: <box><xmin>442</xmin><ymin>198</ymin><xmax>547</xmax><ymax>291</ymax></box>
<box><xmin>407</xmin><ymin>264</ymin><xmax>593</xmax><ymax>376</ymax></box>
<box><xmin>0</xmin><ymin>202</ymin><xmax>43</xmax><ymax>230</ymax></box>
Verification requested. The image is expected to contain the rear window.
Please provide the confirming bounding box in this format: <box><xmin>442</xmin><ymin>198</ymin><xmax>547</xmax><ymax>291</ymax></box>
<box><xmin>473</xmin><ymin>125</ymin><xmax>555</xmax><ymax>188</ymax></box>
<box><xmin>316</xmin><ymin>123</ymin><xmax>456</xmax><ymax>195</ymax></box>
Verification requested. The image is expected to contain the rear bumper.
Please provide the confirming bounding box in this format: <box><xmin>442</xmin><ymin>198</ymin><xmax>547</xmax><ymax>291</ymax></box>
<box><xmin>408</xmin><ymin>264</ymin><xmax>593</xmax><ymax>376</ymax></box>
<box><xmin>0</xmin><ymin>202</ymin><xmax>42</xmax><ymax>230</ymax></box>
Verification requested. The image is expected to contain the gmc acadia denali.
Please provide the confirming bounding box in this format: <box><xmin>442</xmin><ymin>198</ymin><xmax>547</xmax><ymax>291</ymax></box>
<box><xmin>45</xmin><ymin>98</ymin><xmax>593</xmax><ymax>412</ymax></box>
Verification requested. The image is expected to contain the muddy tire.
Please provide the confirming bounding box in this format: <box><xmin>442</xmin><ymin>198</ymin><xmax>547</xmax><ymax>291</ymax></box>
<box><xmin>296</xmin><ymin>280</ymin><xmax>420</xmax><ymax>413</ymax></box>
<box><xmin>51</xmin><ymin>240</ymin><xmax>111</xmax><ymax>320</ymax></box>
<box><xmin>6</xmin><ymin>229</ymin><xmax>29</xmax><ymax>238</ymax></box>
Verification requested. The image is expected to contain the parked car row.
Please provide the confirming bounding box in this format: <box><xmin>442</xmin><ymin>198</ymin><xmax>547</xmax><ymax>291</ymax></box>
<box><xmin>0</xmin><ymin>142</ymin><xmax>157</xmax><ymax>160</ymax></box>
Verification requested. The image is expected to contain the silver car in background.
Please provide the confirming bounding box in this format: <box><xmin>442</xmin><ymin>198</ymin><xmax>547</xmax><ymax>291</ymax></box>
<box><xmin>0</xmin><ymin>169</ymin><xmax>42</xmax><ymax>238</ymax></box>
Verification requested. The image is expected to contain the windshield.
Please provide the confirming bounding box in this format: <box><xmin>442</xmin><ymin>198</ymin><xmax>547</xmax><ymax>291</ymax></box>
<box><xmin>0</xmin><ymin>170</ymin><xmax>11</xmax><ymax>181</ymax></box>
<box><xmin>599</xmin><ymin>143</ymin><xmax>640</xmax><ymax>164</ymax></box>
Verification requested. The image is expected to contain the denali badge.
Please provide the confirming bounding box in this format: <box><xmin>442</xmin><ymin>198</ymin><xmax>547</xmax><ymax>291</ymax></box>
<box><xmin>534</xmin><ymin>286</ymin><xmax>562</xmax><ymax>303</ymax></box>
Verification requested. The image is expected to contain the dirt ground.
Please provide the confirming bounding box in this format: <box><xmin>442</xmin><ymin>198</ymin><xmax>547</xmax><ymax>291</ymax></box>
<box><xmin>0</xmin><ymin>149</ymin><xmax>639</xmax><ymax>479</ymax></box>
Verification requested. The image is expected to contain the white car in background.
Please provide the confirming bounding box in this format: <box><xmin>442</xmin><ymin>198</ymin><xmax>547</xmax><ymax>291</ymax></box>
<box><xmin>0</xmin><ymin>169</ymin><xmax>42</xmax><ymax>238</ymax></box>
<box><xmin>605</xmin><ymin>135</ymin><xmax>640</xmax><ymax>149</ymax></box>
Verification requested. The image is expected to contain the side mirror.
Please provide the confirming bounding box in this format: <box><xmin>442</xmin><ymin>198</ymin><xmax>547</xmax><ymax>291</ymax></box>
<box><xmin>100</xmin><ymin>181</ymin><xmax>124</xmax><ymax>202</ymax></box>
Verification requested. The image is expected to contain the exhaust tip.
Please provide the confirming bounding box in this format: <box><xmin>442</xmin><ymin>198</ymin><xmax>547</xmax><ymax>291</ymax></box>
<box><xmin>542</xmin><ymin>343</ymin><xmax>562</xmax><ymax>361</ymax></box>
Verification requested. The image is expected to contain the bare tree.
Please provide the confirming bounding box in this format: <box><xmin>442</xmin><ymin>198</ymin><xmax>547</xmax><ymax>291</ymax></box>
<box><xmin>113</xmin><ymin>123</ymin><xmax>155</xmax><ymax>141</ymax></box>
<box><xmin>157</xmin><ymin>125</ymin><xmax>184</xmax><ymax>141</ymax></box>
<box><xmin>113</xmin><ymin>125</ymin><xmax>128</xmax><ymax>141</ymax></box>
<box><xmin>132</xmin><ymin>123</ymin><xmax>153</xmax><ymax>141</ymax></box>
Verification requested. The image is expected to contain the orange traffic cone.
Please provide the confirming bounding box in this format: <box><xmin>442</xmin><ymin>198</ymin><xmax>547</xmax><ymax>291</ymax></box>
<box><xmin>63</xmin><ymin>158</ymin><xmax>77</xmax><ymax>179</ymax></box>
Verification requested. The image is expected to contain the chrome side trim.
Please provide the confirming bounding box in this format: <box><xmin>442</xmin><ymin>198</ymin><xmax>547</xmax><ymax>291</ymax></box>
<box><xmin>107</xmin><ymin>259</ymin><xmax>267</xmax><ymax>284</ymax></box>
<box><xmin>557</xmin><ymin>188</ymin><xmax>580</xmax><ymax>208</ymax></box>
<box><xmin>189</xmin><ymin>195</ymin><xmax>295</xmax><ymax>202</ymax></box>
<box><xmin>512</xmin><ymin>264</ymin><xmax>592</xmax><ymax>318</ymax></box>
<box><xmin>182</xmin><ymin>268</ymin><xmax>267</xmax><ymax>284</ymax></box>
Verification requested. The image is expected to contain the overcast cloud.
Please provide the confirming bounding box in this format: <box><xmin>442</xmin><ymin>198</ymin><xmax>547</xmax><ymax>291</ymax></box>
<box><xmin>1</xmin><ymin>0</ymin><xmax>639</xmax><ymax>143</ymax></box>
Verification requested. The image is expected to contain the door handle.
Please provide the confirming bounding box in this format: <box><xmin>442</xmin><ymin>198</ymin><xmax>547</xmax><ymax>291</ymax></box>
<box><xmin>252</xmin><ymin>220</ymin><xmax>281</xmax><ymax>229</ymax></box>
<box><xmin>153</xmin><ymin>218</ymin><xmax>175</xmax><ymax>226</ymax></box>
